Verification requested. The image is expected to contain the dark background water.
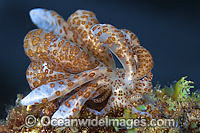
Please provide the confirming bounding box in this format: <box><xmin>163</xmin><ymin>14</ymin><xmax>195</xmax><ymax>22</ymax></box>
<box><xmin>0</xmin><ymin>0</ymin><xmax>200</xmax><ymax>119</ymax></box>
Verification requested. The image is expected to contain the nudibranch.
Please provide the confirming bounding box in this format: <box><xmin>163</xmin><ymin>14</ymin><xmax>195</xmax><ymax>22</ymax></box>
<box><xmin>20</xmin><ymin>8</ymin><xmax>154</xmax><ymax>119</ymax></box>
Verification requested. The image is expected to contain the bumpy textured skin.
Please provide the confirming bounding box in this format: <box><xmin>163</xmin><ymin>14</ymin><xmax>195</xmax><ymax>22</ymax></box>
<box><xmin>26</xmin><ymin>61</ymin><xmax>71</xmax><ymax>90</ymax></box>
<box><xmin>91</xmin><ymin>24</ymin><xmax>153</xmax><ymax>82</ymax></box>
<box><xmin>30</xmin><ymin>9</ymin><xmax>116</xmax><ymax>72</ymax></box>
<box><xmin>21</xmin><ymin>8</ymin><xmax>154</xmax><ymax>119</ymax></box>
<box><xmin>24</xmin><ymin>29</ymin><xmax>99</xmax><ymax>73</ymax></box>
<box><xmin>120</xmin><ymin>29</ymin><xmax>140</xmax><ymax>46</ymax></box>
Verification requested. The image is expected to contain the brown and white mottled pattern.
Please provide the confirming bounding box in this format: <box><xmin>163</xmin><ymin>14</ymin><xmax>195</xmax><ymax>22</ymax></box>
<box><xmin>30</xmin><ymin>9</ymin><xmax>116</xmax><ymax>72</ymax></box>
<box><xmin>26</xmin><ymin>61</ymin><xmax>71</xmax><ymax>90</ymax></box>
<box><xmin>21</xmin><ymin>8</ymin><xmax>154</xmax><ymax>119</ymax></box>
<box><xmin>91</xmin><ymin>24</ymin><xmax>153</xmax><ymax>82</ymax></box>
<box><xmin>24</xmin><ymin>29</ymin><xmax>99</xmax><ymax>73</ymax></box>
<box><xmin>120</xmin><ymin>29</ymin><xmax>140</xmax><ymax>46</ymax></box>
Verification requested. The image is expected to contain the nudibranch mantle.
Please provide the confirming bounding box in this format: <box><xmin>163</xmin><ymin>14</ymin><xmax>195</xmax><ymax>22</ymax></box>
<box><xmin>20</xmin><ymin>8</ymin><xmax>154</xmax><ymax>119</ymax></box>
